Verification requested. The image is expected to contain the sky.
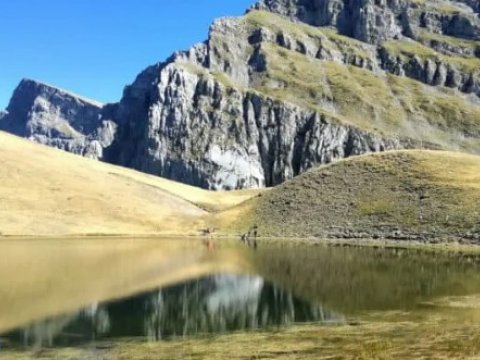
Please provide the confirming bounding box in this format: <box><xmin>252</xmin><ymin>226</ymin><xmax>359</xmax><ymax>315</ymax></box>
<box><xmin>0</xmin><ymin>0</ymin><xmax>254</xmax><ymax>109</ymax></box>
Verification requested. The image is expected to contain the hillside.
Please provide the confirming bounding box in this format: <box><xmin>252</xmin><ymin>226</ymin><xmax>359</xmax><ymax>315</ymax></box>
<box><xmin>0</xmin><ymin>132</ymin><xmax>260</xmax><ymax>236</ymax></box>
<box><xmin>243</xmin><ymin>10</ymin><xmax>480</xmax><ymax>150</ymax></box>
<box><xmin>1</xmin><ymin>130</ymin><xmax>479</xmax><ymax>241</ymax></box>
<box><xmin>216</xmin><ymin>150</ymin><xmax>480</xmax><ymax>242</ymax></box>
<box><xmin>1</xmin><ymin>0</ymin><xmax>480</xmax><ymax>190</ymax></box>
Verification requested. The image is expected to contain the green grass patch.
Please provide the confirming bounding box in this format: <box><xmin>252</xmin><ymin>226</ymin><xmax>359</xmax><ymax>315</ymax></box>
<box><xmin>383</xmin><ymin>39</ymin><xmax>480</xmax><ymax>74</ymax></box>
<box><xmin>245</xmin><ymin>10</ymin><xmax>373</xmax><ymax>59</ymax></box>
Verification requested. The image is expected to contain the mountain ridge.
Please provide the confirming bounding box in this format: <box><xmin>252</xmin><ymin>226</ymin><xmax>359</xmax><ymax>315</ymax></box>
<box><xmin>253</xmin><ymin>0</ymin><xmax>480</xmax><ymax>43</ymax></box>
<box><xmin>14</xmin><ymin>78</ymin><xmax>105</xmax><ymax>107</ymax></box>
<box><xmin>0</xmin><ymin>79</ymin><xmax>116</xmax><ymax>160</ymax></box>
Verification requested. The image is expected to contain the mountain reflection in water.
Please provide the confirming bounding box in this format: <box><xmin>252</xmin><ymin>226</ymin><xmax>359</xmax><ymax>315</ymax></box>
<box><xmin>5</xmin><ymin>274</ymin><xmax>341</xmax><ymax>348</ymax></box>
<box><xmin>3</xmin><ymin>239</ymin><xmax>480</xmax><ymax>354</ymax></box>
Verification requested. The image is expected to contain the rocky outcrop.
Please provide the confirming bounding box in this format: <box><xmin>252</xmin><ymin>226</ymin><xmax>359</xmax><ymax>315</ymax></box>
<box><xmin>253</xmin><ymin>0</ymin><xmax>404</xmax><ymax>44</ymax></box>
<box><xmin>378</xmin><ymin>45</ymin><xmax>480</xmax><ymax>95</ymax></box>
<box><xmin>246</xmin><ymin>21</ymin><xmax>379</xmax><ymax>71</ymax></box>
<box><xmin>254</xmin><ymin>0</ymin><xmax>480</xmax><ymax>44</ymax></box>
<box><xmin>246</xmin><ymin>5</ymin><xmax>480</xmax><ymax>98</ymax></box>
<box><xmin>0</xmin><ymin>79</ymin><xmax>117</xmax><ymax>160</ymax></box>
<box><xmin>415</xmin><ymin>33</ymin><xmax>480</xmax><ymax>58</ymax></box>
<box><xmin>413</xmin><ymin>5</ymin><xmax>480</xmax><ymax>40</ymax></box>
<box><xmin>107</xmin><ymin>62</ymin><xmax>400</xmax><ymax>189</ymax></box>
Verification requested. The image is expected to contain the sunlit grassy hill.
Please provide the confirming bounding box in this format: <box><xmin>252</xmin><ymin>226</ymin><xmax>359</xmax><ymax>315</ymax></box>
<box><xmin>1</xmin><ymin>131</ymin><xmax>480</xmax><ymax>241</ymax></box>
<box><xmin>216</xmin><ymin>150</ymin><xmax>480</xmax><ymax>241</ymax></box>
<box><xmin>0</xmin><ymin>131</ymin><xmax>260</xmax><ymax>236</ymax></box>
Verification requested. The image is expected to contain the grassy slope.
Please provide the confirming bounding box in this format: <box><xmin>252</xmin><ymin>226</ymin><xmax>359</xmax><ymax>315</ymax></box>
<box><xmin>0</xmin><ymin>132</ymin><xmax>261</xmax><ymax>236</ymax></box>
<box><xmin>253</xmin><ymin>34</ymin><xmax>480</xmax><ymax>151</ymax></box>
<box><xmin>2</xmin><ymin>132</ymin><xmax>480</xmax><ymax>240</ymax></box>
<box><xmin>205</xmin><ymin>11</ymin><xmax>480</xmax><ymax>152</ymax></box>
<box><xmin>414</xmin><ymin>28</ymin><xmax>480</xmax><ymax>55</ymax></box>
<box><xmin>215</xmin><ymin>150</ymin><xmax>480</xmax><ymax>240</ymax></box>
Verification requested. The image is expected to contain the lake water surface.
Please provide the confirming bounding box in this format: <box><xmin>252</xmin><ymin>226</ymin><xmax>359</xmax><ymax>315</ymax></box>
<box><xmin>1</xmin><ymin>238</ymin><xmax>480</xmax><ymax>358</ymax></box>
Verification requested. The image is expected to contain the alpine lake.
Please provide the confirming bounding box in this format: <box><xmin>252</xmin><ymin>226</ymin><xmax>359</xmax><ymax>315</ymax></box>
<box><xmin>1</xmin><ymin>237</ymin><xmax>480</xmax><ymax>359</ymax></box>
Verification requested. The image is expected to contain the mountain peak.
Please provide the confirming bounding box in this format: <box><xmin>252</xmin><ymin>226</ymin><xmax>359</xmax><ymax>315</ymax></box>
<box><xmin>1</xmin><ymin>78</ymin><xmax>115</xmax><ymax>160</ymax></box>
<box><xmin>12</xmin><ymin>78</ymin><xmax>104</xmax><ymax>108</ymax></box>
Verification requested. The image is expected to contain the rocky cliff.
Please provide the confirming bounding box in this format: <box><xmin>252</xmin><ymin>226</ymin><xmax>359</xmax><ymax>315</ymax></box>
<box><xmin>2</xmin><ymin>0</ymin><xmax>480</xmax><ymax>189</ymax></box>
<box><xmin>254</xmin><ymin>0</ymin><xmax>480</xmax><ymax>93</ymax></box>
<box><xmin>254</xmin><ymin>0</ymin><xmax>480</xmax><ymax>43</ymax></box>
<box><xmin>0</xmin><ymin>79</ymin><xmax>117</xmax><ymax>160</ymax></box>
<box><xmin>106</xmin><ymin>58</ymin><xmax>400</xmax><ymax>189</ymax></box>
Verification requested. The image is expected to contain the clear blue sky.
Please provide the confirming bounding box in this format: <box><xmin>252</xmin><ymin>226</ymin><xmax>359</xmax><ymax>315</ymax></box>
<box><xmin>0</xmin><ymin>1</ymin><xmax>254</xmax><ymax>109</ymax></box>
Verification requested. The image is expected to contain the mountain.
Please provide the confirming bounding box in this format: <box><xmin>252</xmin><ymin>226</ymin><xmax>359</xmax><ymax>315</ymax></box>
<box><xmin>215</xmin><ymin>150</ymin><xmax>480</xmax><ymax>242</ymax></box>
<box><xmin>0</xmin><ymin>79</ymin><xmax>117</xmax><ymax>160</ymax></box>
<box><xmin>2</xmin><ymin>0</ymin><xmax>480</xmax><ymax>189</ymax></box>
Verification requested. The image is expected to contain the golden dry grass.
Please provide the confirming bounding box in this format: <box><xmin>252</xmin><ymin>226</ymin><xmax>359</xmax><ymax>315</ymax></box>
<box><xmin>2</xmin><ymin>131</ymin><xmax>480</xmax><ymax>241</ymax></box>
<box><xmin>0</xmin><ymin>132</ymin><xmax>261</xmax><ymax>236</ymax></box>
<box><xmin>215</xmin><ymin>150</ymin><xmax>480</xmax><ymax>239</ymax></box>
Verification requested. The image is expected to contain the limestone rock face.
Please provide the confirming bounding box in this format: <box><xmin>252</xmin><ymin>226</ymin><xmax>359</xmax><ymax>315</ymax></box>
<box><xmin>254</xmin><ymin>0</ymin><xmax>404</xmax><ymax>44</ymax></box>
<box><xmin>104</xmin><ymin>17</ymin><xmax>402</xmax><ymax>190</ymax></box>
<box><xmin>0</xmin><ymin>79</ymin><xmax>116</xmax><ymax>160</ymax></box>
<box><xmin>378</xmin><ymin>45</ymin><xmax>480</xmax><ymax>95</ymax></box>
<box><xmin>254</xmin><ymin>0</ymin><xmax>480</xmax><ymax>44</ymax></box>
<box><xmin>107</xmin><ymin>63</ymin><xmax>399</xmax><ymax>189</ymax></box>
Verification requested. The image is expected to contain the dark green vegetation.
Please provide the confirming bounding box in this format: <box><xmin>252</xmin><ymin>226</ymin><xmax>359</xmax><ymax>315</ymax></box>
<box><xmin>255</xmin><ymin>245</ymin><xmax>480</xmax><ymax>313</ymax></box>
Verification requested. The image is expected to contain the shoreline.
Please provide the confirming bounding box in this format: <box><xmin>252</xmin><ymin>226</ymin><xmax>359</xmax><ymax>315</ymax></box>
<box><xmin>1</xmin><ymin>233</ymin><xmax>480</xmax><ymax>254</ymax></box>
